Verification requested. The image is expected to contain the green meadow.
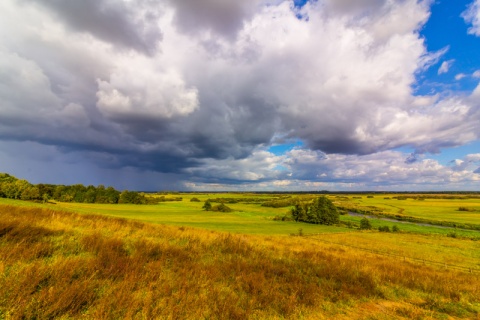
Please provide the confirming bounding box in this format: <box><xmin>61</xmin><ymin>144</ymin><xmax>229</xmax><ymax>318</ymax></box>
<box><xmin>2</xmin><ymin>193</ymin><xmax>480</xmax><ymax>238</ymax></box>
<box><xmin>0</xmin><ymin>195</ymin><xmax>347</xmax><ymax>235</ymax></box>
<box><xmin>335</xmin><ymin>195</ymin><xmax>480</xmax><ymax>224</ymax></box>
<box><xmin>1</xmin><ymin>193</ymin><xmax>480</xmax><ymax>319</ymax></box>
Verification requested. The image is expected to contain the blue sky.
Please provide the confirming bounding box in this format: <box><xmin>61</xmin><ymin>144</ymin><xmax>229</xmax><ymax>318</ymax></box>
<box><xmin>0</xmin><ymin>0</ymin><xmax>479</xmax><ymax>191</ymax></box>
<box><xmin>416</xmin><ymin>0</ymin><xmax>480</xmax><ymax>95</ymax></box>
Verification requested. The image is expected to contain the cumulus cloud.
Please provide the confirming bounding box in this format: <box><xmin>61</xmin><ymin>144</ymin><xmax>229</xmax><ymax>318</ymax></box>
<box><xmin>1</xmin><ymin>0</ymin><xmax>480</xmax><ymax>189</ymax></box>
<box><xmin>463</xmin><ymin>0</ymin><xmax>480</xmax><ymax>36</ymax></box>
<box><xmin>167</xmin><ymin>0</ymin><xmax>264</xmax><ymax>40</ymax></box>
<box><xmin>21</xmin><ymin>0</ymin><xmax>164</xmax><ymax>55</ymax></box>
<box><xmin>182</xmin><ymin>147</ymin><xmax>480</xmax><ymax>190</ymax></box>
<box><xmin>96</xmin><ymin>57</ymin><xmax>199</xmax><ymax>121</ymax></box>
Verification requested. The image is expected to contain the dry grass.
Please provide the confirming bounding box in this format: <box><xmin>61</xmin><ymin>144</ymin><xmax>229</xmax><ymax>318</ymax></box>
<box><xmin>0</xmin><ymin>204</ymin><xmax>479</xmax><ymax>319</ymax></box>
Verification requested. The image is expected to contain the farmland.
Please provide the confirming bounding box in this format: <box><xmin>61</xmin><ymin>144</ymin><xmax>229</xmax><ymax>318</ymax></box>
<box><xmin>1</xmin><ymin>193</ymin><xmax>480</xmax><ymax>319</ymax></box>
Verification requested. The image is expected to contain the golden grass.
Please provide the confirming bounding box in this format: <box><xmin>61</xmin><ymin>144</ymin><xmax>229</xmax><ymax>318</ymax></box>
<box><xmin>1</xmin><ymin>204</ymin><xmax>479</xmax><ymax>319</ymax></box>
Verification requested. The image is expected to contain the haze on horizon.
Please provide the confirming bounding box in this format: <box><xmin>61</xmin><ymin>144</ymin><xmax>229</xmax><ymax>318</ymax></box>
<box><xmin>0</xmin><ymin>0</ymin><xmax>479</xmax><ymax>191</ymax></box>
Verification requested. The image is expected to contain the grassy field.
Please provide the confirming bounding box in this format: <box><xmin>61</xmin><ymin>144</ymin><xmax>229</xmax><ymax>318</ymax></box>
<box><xmin>1</xmin><ymin>194</ymin><xmax>480</xmax><ymax>318</ymax></box>
<box><xmin>333</xmin><ymin>195</ymin><xmax>480</xmax><ymax>225</ymax></box>
<box><xmin>1</xmin><ymin>203</ymin><xmax>479</xmax><ymax>319</ymax></box>
<box><xmin>0</xmin><ymin>196</ymin><xmax>348</xmax><ymax>235</ymax></box>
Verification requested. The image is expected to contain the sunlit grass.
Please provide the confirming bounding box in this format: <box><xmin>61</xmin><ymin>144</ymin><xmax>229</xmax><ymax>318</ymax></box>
<box><xmin>1</xmin><ymin>204</ymin><xmax>479</xmax><ymax>319</ymax></box>
<box><xmin>0</xmin><ymin>197</ymin><xmax>349</xmax><ymax>235</ymax></box>
<box><xmin>334</xmin><ymin>194</ymin><xmax>480</xmax><ymax>226</ymax></box>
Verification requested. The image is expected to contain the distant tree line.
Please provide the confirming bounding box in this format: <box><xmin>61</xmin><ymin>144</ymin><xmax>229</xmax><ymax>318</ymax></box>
<box><xmin>0</xmin><ymin>173</ymin><xmax>147</xmax><ymax>204</ymax></box>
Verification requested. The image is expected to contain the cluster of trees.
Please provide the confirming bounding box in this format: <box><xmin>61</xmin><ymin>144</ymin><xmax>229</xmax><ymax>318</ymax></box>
<box><xmin>0</xmin><ymin>173</ymin><xmax>144</xmax><ymax>204</ymax></box>
<box><xmin>202</xmin><ymin>200</ymin><xmax>233</xmax><ymax>212</ymax></box>
<box><xmin>291</xmin><ymin>197</ymin><xmax>339</xmax><ymax>225</ymax></box>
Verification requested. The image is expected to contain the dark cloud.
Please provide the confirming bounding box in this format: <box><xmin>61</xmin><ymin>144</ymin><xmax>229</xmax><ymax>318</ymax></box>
<box><xmin>405</xmin><ymin>153</ymin><xmax>419</xmax><ymax>164</ymax></box>
<box><xmin>22</xmin><ymin>0</ymin><xmax>163</xmax><ymax>55</ymax></box>
<box><xmin>168</xmin><ymin>0</ymin><xmax>260</xmax><ymax>39</ymax></box>
<box><xmin>1</xmin><ymin>0</ymin><xmax>480</xmax><ymax>190</ymax></box>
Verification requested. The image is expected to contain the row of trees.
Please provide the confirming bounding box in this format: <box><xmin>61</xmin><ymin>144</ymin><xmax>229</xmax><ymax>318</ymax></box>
<box><xmin>291</xmin><ymin>197</ymin><xmax>340</xmax><ymax>225</ymax></box>
<box><xmin>0</xmin><ymin>173</ymin><xmax>145</xmax><ymax>204</ymax></box>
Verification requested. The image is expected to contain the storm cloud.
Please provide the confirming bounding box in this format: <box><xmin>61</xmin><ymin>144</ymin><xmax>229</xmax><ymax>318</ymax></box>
<box><xmin>0</xmin><ymin>0</ymin><xmax>479</xmax><ymax>190</ymax></box>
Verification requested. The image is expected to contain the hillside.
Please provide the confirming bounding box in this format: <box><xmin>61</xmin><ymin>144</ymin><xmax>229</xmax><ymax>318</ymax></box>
<box><xmin>1</xmin><ymin>204</ymin><xmax>479</xmax><ymax>319</ymax></box>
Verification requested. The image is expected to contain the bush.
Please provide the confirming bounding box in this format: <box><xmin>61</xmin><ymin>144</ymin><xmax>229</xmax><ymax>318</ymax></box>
<box><xmin>202</xmin><ymin>200</ymin><xmax>212</xmax><ymax>211</ymax></box>
<box><xmin>447</xmin><ymin>231</ymin><xmax>457</xmax><ymax>238</ymax></box>
<box><xmin>190</xmin><ymin>197</ymin><xmax>201</xmax><ymax>202</ymax></box>
<box><xmin>359</xmin><ymin>218</ymin><xmax>372</xmax><ymax>230</ymax></box>
<box><xmin>211</xmin><ymin>203</ymin><xmax>233</xmax><ymax>213</ymax></box>
<box><xmin>273</xmin><ymin>215</ymin><xmax>293</xmax><ymax>221</ymax></box>
<box><xmin>392</xmin><ymin>225</ymin><xmax>400</xmax><ymax>232</ymax></box>
<box><xmin>378</xmin><ymin>226</ymin><xmax>390</xmax><ymax>232</ymax></box>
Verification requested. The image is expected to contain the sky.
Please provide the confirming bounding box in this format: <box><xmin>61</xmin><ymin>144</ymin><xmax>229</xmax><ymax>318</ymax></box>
<box><xmin>0</xmin><ymin>0</ymin><xmax>480</xmax><ymax>191</ymax></box>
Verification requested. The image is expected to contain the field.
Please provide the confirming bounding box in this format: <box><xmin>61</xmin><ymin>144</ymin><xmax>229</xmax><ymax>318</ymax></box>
<box><xmin>1</xmin><ymin>194</ymin><xmax>480</xmax><ymax>319</ymax></box>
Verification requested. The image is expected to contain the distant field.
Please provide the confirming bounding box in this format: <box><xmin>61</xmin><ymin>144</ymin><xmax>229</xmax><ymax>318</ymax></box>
<box><xmin>2</xmin><ymin>194</ymin><xmax>480</xmax><ymax>238</ymax></box>
<box><xmin>333</xmin><ymin>194</ymin><xmax>480</xmax><ymax>228</ymax></box>
<box><xmin>0</xmin><ymin>196</ymin><xmax>347</xmax><ymax>235</ymax></box>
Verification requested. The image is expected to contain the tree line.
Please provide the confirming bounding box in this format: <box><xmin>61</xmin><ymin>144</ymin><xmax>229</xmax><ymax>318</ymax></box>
<box><xmin>0</xmin><ymin>173</ymin><xmax>147</xmax><ymax>204</ymax></box>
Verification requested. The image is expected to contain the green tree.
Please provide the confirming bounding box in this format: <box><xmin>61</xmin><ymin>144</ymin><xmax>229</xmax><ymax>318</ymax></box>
<box><xmin>291</xmin><ymin>197</ymin><xmax>339</xmax><ymax>225</ymax></box>
<box><xmin>360</xmin><ymin>218</ymin><xmax>372</xmax><ymax>230</ymax></box>
<box><xmin>119</xmin><ymin>190</ymin><xmax>145</xmax><ymax>204</ymax></box>
<box><xmin>312</xmin><ymin>196</ymin><xmax>339</xmax><ymax>225</ymax></box>
<box><xmin>202</xmin><ymin>200</ymin><xmax>212</xmax><ymax>211</ymax></box>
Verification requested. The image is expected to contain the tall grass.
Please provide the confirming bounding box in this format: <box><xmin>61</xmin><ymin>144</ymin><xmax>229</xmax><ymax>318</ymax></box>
<box><xmin>0</xmin><ymin>204</ymin><xmax>479</xmax><ymax>319</ymax></box>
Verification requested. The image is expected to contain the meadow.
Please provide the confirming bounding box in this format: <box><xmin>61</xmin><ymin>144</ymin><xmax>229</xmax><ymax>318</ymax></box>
<box><xmin>1</xmin><ymin>194</ymin><xmax>480</xmax><ymax>319</ymax></box>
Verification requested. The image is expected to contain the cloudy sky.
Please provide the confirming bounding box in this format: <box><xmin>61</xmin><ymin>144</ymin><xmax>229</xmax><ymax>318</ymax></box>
<box><xmin>1</xmin><ymin>0</ymin><xmax>480</xmax><ymax>191</ymax></box>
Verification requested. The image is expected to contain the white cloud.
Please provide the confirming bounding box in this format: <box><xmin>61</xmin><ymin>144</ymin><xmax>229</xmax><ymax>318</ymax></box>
<box><xmin>463</xmin><ymin>0</ymin><xmax>480</xmax><ymax>36</ymax></box>
<box><xmin>438</xmin><ymin>59</ymin><xmax>454</xmax><ymax>74</ymax></box>
<box><xmin>1</xmin><ymin>0</ymin><xmax>480</xmax><ymax>189</ymax></box>
<box><xmin>473</xmin><ymin>70</ymin><xmax>480</xmax><ymax>78</ymax></box>
<box><xmin>455</xmin><ymin>73</ymin><xmax>466</xmax><ymax>80</ymax></box>
<box><xmin>182</xmin><ymin>147</ymin><xmax>480</xmax><ymax>190</ymax></box>
<box><xmin>96</xmin><ymin>55</ymin><xmax>199</xmax><ymax>121</ymax></box>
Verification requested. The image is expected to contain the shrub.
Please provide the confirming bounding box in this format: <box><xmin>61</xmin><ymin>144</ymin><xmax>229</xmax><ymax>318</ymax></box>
<box><xmin>202</xmin><ymin>200</ymin><xmax>212</xmax><ymax>211</ymax></box>
<box><xmin>392</xmin><ymin>225</ymin><xmax>400</xmax><ymax>232</ymax></box>
<box><xmin>190</xmin><ymin>197</ymin><xmax>201</xmax><ymax>202</ymax></box>
<box><xmin>210</xmin><ymin>203</ymin><xmax>233</xmax><ymax>213</ymax></box>
<box><xmin>447</xmin><ymin>231</ymin><xmax>457</xmax><ymax>238</ymax></box>
<box><xmin>378</xmin><ymin>226</ymin><xmax>390</xmax><ymax>232</ymax></box>
<box><xmin>359</xmin><ymin>218</ymin><xmax>372</xmax><ymax>230</ymax></box>
<box><xmin>273</xmin><ymin>215</ymin><xmax>293</xmax><ymax>221</ymax></box>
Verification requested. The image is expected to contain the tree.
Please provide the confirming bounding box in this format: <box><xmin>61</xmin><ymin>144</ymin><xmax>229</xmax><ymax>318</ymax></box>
<box><xmin>290</xmin><ymin>197</ymin><xmax>339</xmax><ymax>225</ymax></box>
<box><xmin>360</xmin><ymin>218</ymin><xmax>372</xmax><ymax>230</ymax></box>
<box><xmin>202</xmin><ymin>200</ymin><xmax>212</xmax><ymax>211</ymax></box>
<box><xmin>312</xmin><ymin>196</ymin><xmax>339</xmax><ymax>225</ymax></box>
<box><xmin>119</xmin><ymin>190</ymin><xmax>145</xmax><ymax>204</ymax></box>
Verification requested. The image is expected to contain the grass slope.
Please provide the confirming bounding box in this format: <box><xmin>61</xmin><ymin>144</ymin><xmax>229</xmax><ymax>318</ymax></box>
<box><xmin>1</xmin><ymin>204</ymin><xmax>479</xmax><ymax>319</ymax></box>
